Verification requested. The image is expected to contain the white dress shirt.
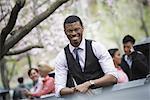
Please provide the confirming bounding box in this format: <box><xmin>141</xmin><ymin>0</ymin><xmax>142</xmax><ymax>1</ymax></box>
<box><xmin>124</xmin><ymin>55</ymin><xmax>132</xmax><ymax>68</ymax></box>
<box><xmin>54</xmin><ymin>39</ymin><xmax>118</xmax><ymax>97</ymax></box>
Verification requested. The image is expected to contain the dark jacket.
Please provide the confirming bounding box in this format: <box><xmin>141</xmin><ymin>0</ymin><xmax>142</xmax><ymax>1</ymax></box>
<box><xmin>64</xmin><ymin>40</ymin><xmax>104</xmax><ymax>88</ymax></box>
<box><xmin>121</xmin><ymin>51</ymin><xmax>149</xmax><ymax>81</ymax></box>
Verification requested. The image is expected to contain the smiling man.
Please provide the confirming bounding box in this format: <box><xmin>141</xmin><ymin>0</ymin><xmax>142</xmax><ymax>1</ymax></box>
<box><xmin>54</xmin><ymin>15</ymin><xmax>118</xmax><ymax>97</ymax></box>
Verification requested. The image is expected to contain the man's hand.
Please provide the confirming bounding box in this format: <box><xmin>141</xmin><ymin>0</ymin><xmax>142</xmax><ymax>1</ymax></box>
<box><xmin>75</xmin><ymin>81</ymin><xmax>91</xmax><ymax>93</ymax></box>
<box><xmin>129</xmin><ymin>46</ymin><xmax>135</xmax><ymax>55</ymax></box>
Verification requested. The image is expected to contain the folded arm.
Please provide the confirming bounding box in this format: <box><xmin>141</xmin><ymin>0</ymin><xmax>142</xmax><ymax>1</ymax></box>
<box><xmin>75</xmin><ymin>74</ymin><xmax>117</xmax><ymax>93</ymax></box>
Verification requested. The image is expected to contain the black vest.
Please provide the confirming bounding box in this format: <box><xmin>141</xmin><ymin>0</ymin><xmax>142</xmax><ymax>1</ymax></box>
<box><xmin>64</xmin><ymin>40</ymin><xmax>104</xmax><ymax>88</ymax></box>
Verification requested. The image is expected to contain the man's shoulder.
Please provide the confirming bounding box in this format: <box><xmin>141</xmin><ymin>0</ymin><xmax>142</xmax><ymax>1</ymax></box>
<box><xmin>133</xmin><ymin>51</ymin><xmax>144</xmax><ymax>56</ymax></box>
<box><xmin>90</xmin><ymin>39</ymin><xmax>105</xmax><ymax>47</ymax></box>
<box><xmin>131</xmin><ymin>51</ymin><xmax>146</xmax><ymax>60</ymax></box>
<box><xmin>136</xmin><ymin>51</ymin><xmax>143</xmax><ymax>54</ymax></box>
<box><xmin>64</xmin><ymin>44</ymin><xmax>69</xmax><ymax>49</ymax></box>
<box><xmin>86</xmin><ymin>39</ymin><xmax>95</xmax><ymax>42</ymax></box>
<box><xmin>54</xmin><ymin>48</ymin><xmax>66</xmax><ymax>64</ymax></box>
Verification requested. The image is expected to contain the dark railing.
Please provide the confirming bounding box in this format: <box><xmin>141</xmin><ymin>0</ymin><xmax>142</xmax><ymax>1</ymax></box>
<box><xmin>0</xmin><ymin>89</ymin><xmax>9</xmax><ymax>100</ymax></box>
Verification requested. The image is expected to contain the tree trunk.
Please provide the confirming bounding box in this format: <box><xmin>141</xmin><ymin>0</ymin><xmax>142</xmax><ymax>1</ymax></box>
<box><xmin>0</xmin><ymin>58</ymin><xmax>10</xmax><ymax>100</ymax></box>
<box><xmin>0</xmin><ymin>58</ymin><xmax>10</xmax><ymax>89</ymax></box>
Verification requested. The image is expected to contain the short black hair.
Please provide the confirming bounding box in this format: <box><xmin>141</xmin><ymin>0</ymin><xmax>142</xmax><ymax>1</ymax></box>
<box><xmin>64</xmin><ymin>15</ymin><xmax>83</xmax><ymax>28</ymax></box>
<box><xmin>18</xmin><ymin>77</ymin><xmax>24</xmax><ymax>84</ymax></box>
<box><xmin>108</xmin><ymin>48</ymin><xmax>119</xmax><ymax>58</ymax></box>
<box><xmin>123</xmin><ymin>35</ymin><xmax>135</xmax><ymax>44</ymax></box>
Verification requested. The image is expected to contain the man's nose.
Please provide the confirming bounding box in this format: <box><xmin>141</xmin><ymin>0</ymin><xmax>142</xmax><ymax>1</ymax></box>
<box><xmin>125</xmin><ymin>48</ymin><xmax>129</xmax><ymax>52</ymax></box>
<box><xmin>71</xmin><ymin>31</ymin><xmax>77</xmax><ymax>36</ymax></box>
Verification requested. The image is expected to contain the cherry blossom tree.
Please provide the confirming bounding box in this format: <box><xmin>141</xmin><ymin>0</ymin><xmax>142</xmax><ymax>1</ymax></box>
<box><xmin>0</xmin><ymin>0</ymin><xmax>70</xmax><ymax>89</ymax></box>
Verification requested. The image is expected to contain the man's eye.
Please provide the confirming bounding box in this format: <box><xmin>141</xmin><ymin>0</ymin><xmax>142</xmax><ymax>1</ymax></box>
<box><xmin>67</xmin><ymin>30</ymin><xmax>72</xmax><ymax>33</ymax></box>
<box><xmin>75</xmin><ymin>28</ymin><xmax>80</xmax><ymax>32</ymax></box>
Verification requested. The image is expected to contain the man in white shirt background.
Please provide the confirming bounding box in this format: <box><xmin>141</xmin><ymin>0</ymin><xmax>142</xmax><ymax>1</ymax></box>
<box><xmin>54</xmin><ymin>15</ymin><xmax>118</xmax><ymax>97</ymax></box>
<box><xmin>121</xmin><ymin>35</ymin><xmax>149</xmax><ymax>81</ymax></box>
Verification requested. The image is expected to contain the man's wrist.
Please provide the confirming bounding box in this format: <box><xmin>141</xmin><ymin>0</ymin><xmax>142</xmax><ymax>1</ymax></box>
<box><xmin>60</xmin><ymin>87</ymin><xmax>76</xmax><ymax>96</ymax></box>
<box><xmin>89</xmin><ymin>80</ymin><xmax>95</xmax><ymax>88</ymax></box>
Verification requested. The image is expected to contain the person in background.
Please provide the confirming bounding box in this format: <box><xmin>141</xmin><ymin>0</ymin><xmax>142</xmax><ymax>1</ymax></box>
<box><xmin>121</xmin><ymin>35</ymin><xmax>149</xmax><ymax>81</ymax></box>
<box><xmin>108</xmin><ymin>48</ymin><xmax>128</xmax><ymax>83</ymax></box>
<box><xmin>28</xmin><ymin>68</ymin><xmax>43</xmax><ymax>95</ymax></box>
<box><xmin>54</xmin><ymin>15</ymin><xmax>118</xmax><ymax>97</ymax></box>
<box><xmin>13</xmin><ymin>77</ymin><xmax>28</xmax><ymax>100</ymax></box>
<box><xmin>24</xmin><ymin>63</ymin><xmax>55</xmax><ymax>98</ymax></box>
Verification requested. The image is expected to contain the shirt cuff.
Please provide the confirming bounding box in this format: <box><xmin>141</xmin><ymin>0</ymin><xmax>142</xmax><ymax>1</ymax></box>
<box><xmin>55</xmin><ymin>85</ymin><xmax>64</xmax><ymax>97</ymax></box>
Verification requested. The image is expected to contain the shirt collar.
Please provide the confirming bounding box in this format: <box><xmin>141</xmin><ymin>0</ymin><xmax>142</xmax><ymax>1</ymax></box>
<box><xmin>69</xmin><ymin>38</ymin><xmax>85</xmax><ymax>53</ymax></box>
<box><xmin>124</xmin><ymin>55</ymin><xmax>132</xmax><ymax>61</ymax></box>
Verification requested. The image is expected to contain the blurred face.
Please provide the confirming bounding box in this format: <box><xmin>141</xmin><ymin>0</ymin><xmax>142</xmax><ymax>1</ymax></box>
<box><xmin>64</xmin><ymin>21</ymin><xmax>84</xmax><ymax>47</ymax></box>
<box><xmin>113</xmin><ymin>50</ymin><xmax>121</xmax><ymax>67</ymax></box>
<box><xmin>29</xmin><ymin>69</ymin><xmax>39</xmax><ymax>81</ymax></box>
<box><xmin>123</xmin><ymin>42</ymin><xmax>133</xmax><ymax>55</ymax></box>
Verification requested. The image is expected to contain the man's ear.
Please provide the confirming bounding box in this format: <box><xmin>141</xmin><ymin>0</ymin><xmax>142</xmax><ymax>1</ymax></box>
<box><xmin>81</xmin><ymin>27</ymin><xmax>84</xmax><ymax>33</ymax></box>
<box><xmin>82</xmin><ymin>26</ymin><xmax>84</xmax><ymax>29</ymax></box>
<box><xmin>64</xmin><ymin>29</ymin><xmax>67</xmax><ymax>34</ymax></box>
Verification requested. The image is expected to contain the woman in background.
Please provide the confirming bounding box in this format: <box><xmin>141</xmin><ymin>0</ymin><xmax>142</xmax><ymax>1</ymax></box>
<box><xmin>108</xmin><ymin>48</ymin><xmax>128</xmax><ymax>83</ymax></box>
<box><xmin>28</xmin><ymin>68</ymin><xmax>43</xmax><ymax>94</ymax></box>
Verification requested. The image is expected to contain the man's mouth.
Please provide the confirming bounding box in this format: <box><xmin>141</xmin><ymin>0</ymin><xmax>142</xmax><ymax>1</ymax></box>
<box><xmin>72</xmin><ymin>36</ymin><xmax>79</xmax><ymax>41</ymax></box>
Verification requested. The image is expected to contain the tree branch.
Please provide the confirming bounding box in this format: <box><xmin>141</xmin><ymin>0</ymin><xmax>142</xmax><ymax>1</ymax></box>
<box><xmin>0</xmin><ymin>11</ymin><xmax>9</xmax><ymax>23</ymax></box>
<box><xmin>0</xmin><ymin>0</ymin><xmax>25</xmax><ymax>58</ymax></box>
<box><xmin>35</xmin><ymin>0</ymin><xmax>50</xmax><ymax>10</ymax></box>
<box><xmin>8</xmin><ymin>62</ymin><xmax>16</xmax><ymax>82</ymax></box>
<box><xmin>0</xmin><ymin>0</ymin><xmax>70</xmax><ymax>59</ymax></box>
<box><xmin>6</xmin><ymin>45</ymin><xmax>43</xmax><ymax>56</ymax></box>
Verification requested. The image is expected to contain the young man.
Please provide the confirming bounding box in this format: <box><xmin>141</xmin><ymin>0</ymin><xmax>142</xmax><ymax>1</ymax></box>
<box><xmin>54</xmin><ymin>15</ymin><xmax>118</xmax><ymax>97</ymax></box>
<box><xmin>121</xmin><ymin>35</ymin><xmax>149</xmax><ymax>81</ymax></box>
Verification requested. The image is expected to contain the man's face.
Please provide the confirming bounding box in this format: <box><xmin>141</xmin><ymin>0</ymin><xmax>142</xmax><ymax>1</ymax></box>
<box><xmin>64</xmin><ymin>21</ymin><xmax>84</xmax><ymax>47</ymax></box>
<box><xmin>123</xmin><ymin>42</ymin><xmax>133</xmax><ymax>55</ymax></box>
